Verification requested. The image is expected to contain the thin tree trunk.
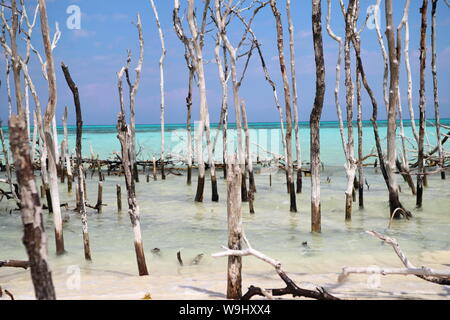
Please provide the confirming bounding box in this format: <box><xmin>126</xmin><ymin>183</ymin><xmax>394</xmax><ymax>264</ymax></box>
<box><xmin>117</xmin><ymin>113</ymin><xmax>149</xmax><ymax>276</ymax></box>
<box><xmin>417</xmin><ymin>0</ymin><xmax>428</xmax><ymax>208</ymax></box>
<box><xmin>61</xmin><ymin>62</ymin><xmax>91</xmax><ymax>261</ymax></box>
<box><xmin>185</xmin><ymin>0</ymin><xmax>210</xmax><ymax>203</ymax></box>
<box><xmin>226</xmin><ymin>156</ymin><xmax>242</xmax><ymax>300</ymax></box>
<box><xmin>431</xmin><ymin>0</ymin><xmax>445</xmax><ymax>179</ymax></box>
<box><xmin>62</xmin><ymin>106</ymin><xmax>73</xmax><ymax>193</ymax></box>
<box><xmin>39</xmin><ymin>0</ymin><xmax>65</xmax><ymax>255</ymax></box>
<box><xmin>286</xmin><ymin>0</ymin><xmax>302</xmax><ymax>195</ymax></box>
<box><xmin>125</xmin><ymin>15</ymin><xmax>144</xmax><ymax>183</ymax></box>
<box><xmin>356</xmin><ymin>61</ymin><xmax>364</xmax><ymax>208</ymax></box>
<box><xmin>270</xmin><ymin>0</ymin><xmax>296</xmax><ymax>212</ymax></box>
<box><xmin>150</xmin><ymin>0</ymin><xmax>166</xmax><ymax>181</ymax></box>
<box><xmin>185</xmin><ymin>61</ymin><xmax>194</xmax><ymax>185</ymax></box>
<box><xmin>241</xmin><ymin>101</ymin><xmax>255</xmax><ymax>214</ymax></box>
<box><xmin>385</xmin><ymin>0</ymin><xmax>411</xmax><ymax>217</ymax></box>
<box><xmin>0</xmin><ymin>120</ymin><xmax>19</xmax><ymax>205</ymax></box>
<box><xmin>9</xmin><ymin>115</ymin><xmax>56</xmax><ymax>300</ymax></box>
<box><xmin>311</xmin><ymin>0</ymin><xmax>325</xmax><ymax>232</ymax></box>
<box><xmin>343</xmin><ymin>0</ymin><xmax>357</xmax><ymax>221</ymax></box>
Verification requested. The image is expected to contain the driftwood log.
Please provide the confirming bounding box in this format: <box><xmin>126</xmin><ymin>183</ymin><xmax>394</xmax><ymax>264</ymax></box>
<box><xmin>0</xmin><ymin>260</ymin><xmax>30</xmax><ymax>269</ymax></box>
<box><xmin>213</xmin><ymin>236</ymin><xmax>339</xmax><ymax>300</ymax></box>
<box><xmin>339</xmin><ymin>231</ymin><xmax>450</xmax><ymax>285</ymax></box>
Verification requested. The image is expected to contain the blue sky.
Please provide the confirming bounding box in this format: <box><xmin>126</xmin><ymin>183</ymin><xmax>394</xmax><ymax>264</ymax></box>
<box><xmin>1</xmin><ymin>0</ymin><xmax>450</xmax><ymax>125</ymax></box>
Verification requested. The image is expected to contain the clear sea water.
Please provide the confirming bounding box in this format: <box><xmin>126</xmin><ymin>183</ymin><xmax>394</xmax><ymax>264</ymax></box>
<box><xmin>2</xmin><ymin>119</ymin><xmax>448</xmax><ymax>167</ymax></box>
<box><xmin>1</xmin><ymin>120</ymin><xmax>449</xmax><ymax>300</ymax></box>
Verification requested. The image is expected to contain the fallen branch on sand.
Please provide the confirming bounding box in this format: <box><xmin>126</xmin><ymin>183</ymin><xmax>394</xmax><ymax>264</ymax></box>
<box><xmin>212</xmin><ymin>236</ymin><xmax>340</xmax><ymax>300</ymax></box>
<box><xmin>0</xmin><ymin>260</ymin><xmax>30</xmax><ymax>269</ymax></box>
<box><xmin>338</xmin><ymin>231</ymin><xmax>450</xmax><ymax>285</ymax></box>
<box><xmin>0</xmin><ymin>286</ymin><xmax>15</xmax><ymax>300</ymax></box>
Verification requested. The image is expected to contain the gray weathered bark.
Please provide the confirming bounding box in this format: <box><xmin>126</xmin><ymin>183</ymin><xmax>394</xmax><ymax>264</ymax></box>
<box><xmin>311</xmin><ymin>0</ymin><xmax>325</xmax><ymax>232</ymax></box>
<box><xmin>61</xmin><ymin>62</ymin><xmax>91</xmax><ymax>261</ymax></box>
<box><xmin>9</xmin><ymin>115</ymin><xmax>56</xmax><ymax>300</ymax></box>
<box><xmin>270</xmin><ymin>0</ymin><xmax>296</xmax><ymax>212</ymax></box>
<box><xmin>416</xmin><ymin>0</ymin><xmax>428</xmax><ymax>208</ymax></box>
<box><xmin>226</xmin><ymin>155</ymin><xmax>242</xmax><ymax>299</ymax></box>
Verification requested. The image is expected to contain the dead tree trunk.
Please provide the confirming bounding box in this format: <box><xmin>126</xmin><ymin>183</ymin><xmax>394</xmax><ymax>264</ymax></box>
<box><xmin>356</xmin><ymin>63</ymin><xmax>364</xmax><ymax>208</ymax></box>
<box><xmin>61</xmin><ymin>62</ymin><xmax>91</xmax><ymax>261</ymax></box>
<box><xmin>286</xmin><ymin>0</ymin><xmax>302</xmax><ymax>194</ymax></box>
<box><xmin>343</xmin><ymin>1</ymin><xmax>357</xmax><ymax>220</ymax></box>
<box><xmin>270</xmin><ymin>0</ymin><xmax>296</xmax><ymax>212</ymax></box>
<box><xmin>384</xmin><ymin>0</ymin><xmax>411</xmax><ymax>218</ymax></box>
<box><xmin>124</xmin><ymin>15</ymin><xmax>144</xmax><ymax>184</ymax></box>
<box><xmin>417</xmin><ymin>0</ymin><xmax>428</xmax><ymax>208</ymax></box>
<box><xmin>62</xmin><ymin>106</ymin><xmax>73</xmax><ymax>193</ymax></box>
<box><xmin>311</xmin><ymin>0</ymin><xmax>326</xmax><ymax>232</ymax></box>
<box><xmin>226</xmin><ymin>156</ymin><xmax>242</xmax><ymax>299</ymax></box>
<box><xmin>9</xmin><ymin>115</ymin><xmax>56</xmax><ymax>300</ymax></box>
<box><xmin>431</xmin><ymin>0</ymin><xmax>445</xmax><ymax>179</ymax></box>
<box><xmin>117</xmin><ymin>113</ymin><xmax>149</xmax><ymax>276</ymax></box>
<box><xmin>39</xmin><ymin>0</ymin><xmax>65</xmax><ymax>255</ymax></box>
<box><xmin>0</xmin><ymin>120</ymin><xmax>19</xmax><ymax>205</ymax></box>
<box><xmin>185</xmin><ymin>54</ymin><xmax>194</xmax><ymax>185</ymax></box>
<box><xmin>150</xmin><ymin>0</ymin><xmax>167</xmax><ymax>181</ymax></box>
<box><xmin>241</xmin><ymin>101</ymin><xmax>255</xmax><ymax>214</ymax></box>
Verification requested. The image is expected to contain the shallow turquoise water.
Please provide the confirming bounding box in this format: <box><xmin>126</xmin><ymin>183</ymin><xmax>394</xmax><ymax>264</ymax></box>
<box><xmin>2</xmin><ymin>119</ymin><xmax>448</xmax><ymax>167</ymax></box>
<box><xmin>0</xmin><ymin>120</ymin><xmax>449</xmax><ymax>299</ymax></box>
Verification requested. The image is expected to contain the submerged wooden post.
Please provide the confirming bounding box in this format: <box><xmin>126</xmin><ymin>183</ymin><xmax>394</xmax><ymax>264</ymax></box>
<box><xmin>226</xmin><ymin>155</ymin><xmax>242</xmax><ymax>299</ymax></box>
<box><xmin>116</xmin><ymin>184</ymin><xmax>122</xmax><ymax>211</ymax></box>
<box><xmin>9</xmin><ymin>114</ymin><xmax>56</xmax><ymax>300</ymax></box>
<box><xmin>96</xmin><ymin>182</ymin><xmax>103</xmax><ymax>213</ymax></box>
<box><xmin>152</xmin><ymin>157</ymin><xmax>157</xmax><ymax>181</ymax></box>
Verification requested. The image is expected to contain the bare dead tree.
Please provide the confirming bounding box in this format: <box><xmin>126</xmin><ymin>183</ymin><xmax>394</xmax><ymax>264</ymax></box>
<box><xmin>270</xmin><ymin>0</ymin><xmax>296</xmax><ymax>212</ymax></box>
<box><xmin>329</xmin><ymin>0</ymin><xmax>357</xmax><ymax>221</ymax></box>
<box><xmin>226</xmin><ymin>155</ymin><xmax>242</xmax><ymax>299</ymax></box>
<box><xmin>0</xmin><ymin>119</ymin><xmax>19</xmax><ymax>205</ymax></box>
<box><xmin>9</xmin><ymin>114</ymin><xmax>56</xmax><ymax>300</ymax></box>
<box><xmin>417</xmin><ymin>0</ymin><xmax>428</xmax><ymax>208</ymax></box>
<box><xmin>232</xmin><ymin>13</ymin><xmax>288</xmax><ymax>172</ymax></box>
<box><xmin>431</xmin><ymin>0</ymin><xmax>445</xmax><ymax>179</ymax></box>
<box><xmin>356</xmin><ymin>63</ymin><xmax>364</xmax><ymax>208</ymax></box>
<box><xmin>61</xmin><ymin>106</ymin><xmax>73</xmax><ymax>192</ymax></box>
<box><xmin>184</xmin><ymin>50</ymin><xmax>194</xmax><ymax>185</ymax></box>
<box><xmin>174</xmin><ymin>0</ymin><xmax>217</xmax><ymax>202</ymax></box>
<box><xmin>61</xmin><ymin>62</ymin><xmax>91</xmax><ymax>261</ymax></box>
<box><xmin>286</xmin><ymin>0</ymin><xmax>302</xmax><ymax>194</ymax></box>
<box><xmin>241</xmin><ymin>101</ymin><xmax>255</xmax><ymax>214</ymax></box>
<box><xmin>117</xmin><ymin>111</ymin><xmax>149</xmax><ymax>276</ymax></box>
<box><xmin>214</xmin><ymin>0</ymin><xmax>247</xmax><ymax>203</ymax></box>
<box><xmin>310</xmin><ymin>0</ymin><xmax>326</xmax><ymax>232</ymax></box>
<box><xmin>38</xmin><ymin>0</ymin><xmax>65</xmax><ymax>254</ymax></box>
<box><xmin>396</xmin><ymin>0</ymin><xmax>416</xmax><ymax>195</ymax></box>
<box><xmin>124</xmin><ymin>14</ymin><xmax>144</xmax><ymax>183</ymax></box>
<box><xmin>150</xmin><ymin>0</ymin><xmax>167</xmax><ymax>180</ymax></box>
